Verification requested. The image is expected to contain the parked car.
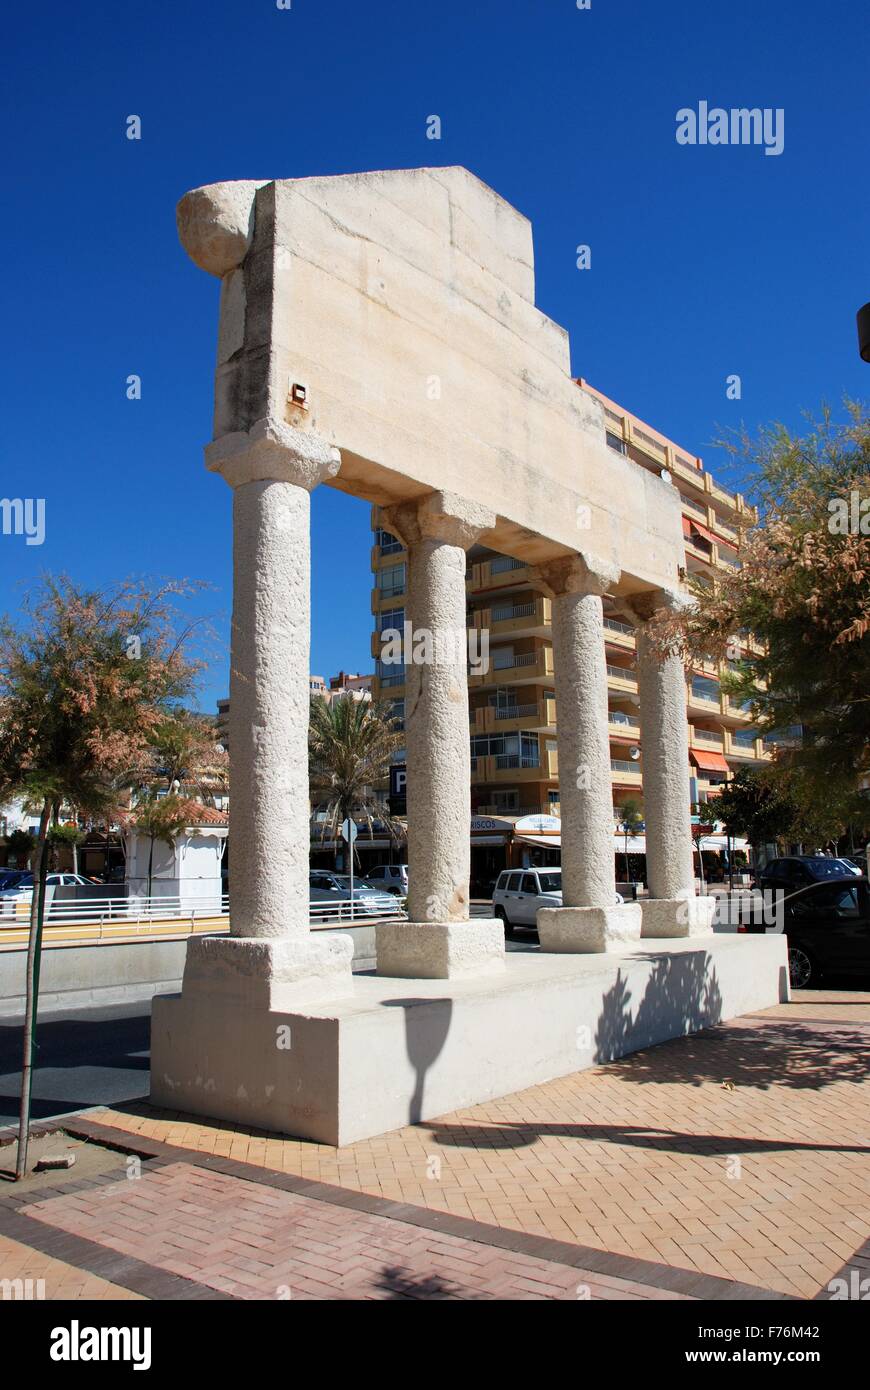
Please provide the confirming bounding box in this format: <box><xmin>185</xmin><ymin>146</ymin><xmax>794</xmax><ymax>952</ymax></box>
<box><xmin>753</xmin><ymin>855</ymin><xmax>863</xmax><ymax>894</ymax></box>
<box><xmin>740</xmin><ymin>875</ymin><xmax>870</xmax><ymax>988</ymax></box>
<box><xmin>308</xmin><ymin>870</ymin><xmax>396</xmax><ymax>918</ymax></box>
<box><xmin>0</xmin><ymin>870</ymin><xmax>33</xmax><ymax>892</ymax></box>
<box><xmin>0</xmin><ymin>871</ymin><xmax>91</xmax><ymax>902</ymax></box>
<box><xmin>492</xmin><ymin>866</ymin><xmax>623</xmax><ymax>931</ymax></box>
<box><xmin>364</xmin><ymin>864</ymin><xmax>409</xmax><ymax>896</ymax></box>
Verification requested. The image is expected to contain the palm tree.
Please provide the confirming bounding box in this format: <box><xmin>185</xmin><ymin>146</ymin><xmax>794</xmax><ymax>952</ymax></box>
<box><xmin>308</xmin><ymin>696</ymin><xmax>405</xmax><ymax>868</ymax></box>
<box><xmin>617</xmin><ymin>798</ymin><xmax>644</xmax><ymax>883</ymax></box>
<box><xmin>127</xmin><ymin>790</ymin><xmax>191</xmax><ymax>898</ymax></box>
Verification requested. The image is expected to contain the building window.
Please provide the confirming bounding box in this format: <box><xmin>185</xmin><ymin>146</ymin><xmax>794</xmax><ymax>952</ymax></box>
<box><xmin>470</xmin><ymin>732</ymin><xmax>540</xmax><ymax>769</ymax></box>
<box><xmin>378</xmin><ymin>607</ymin><xmax>405</xmax><ymax>633</ymax></box>
<box><xmin>376</xmin><ymin>658</ymin><xmax>405</xmax><ymax>688</ymax></box>
<box><xmin>691</xmin><ymin>675</ymin><xmax>721</xmax><ymax>703</ymax></box>
<box><xmin>732</xmin><ymin>728</ymin><xmax>758</xmax><ymax>749</ymax></box>
<box><xmin>606</xmin><ymin>431</ymin><xmax>627</xmax><ymax>455</ymax></box>
<box><xmin>375</xmin><ymin>529</ymin><xmax>404</xmax><ymax>556</ymax></box>
<box><xmin>378</xmin><ymin>564</ymin><xmax>406</xmax><ymax>598</ymax></box>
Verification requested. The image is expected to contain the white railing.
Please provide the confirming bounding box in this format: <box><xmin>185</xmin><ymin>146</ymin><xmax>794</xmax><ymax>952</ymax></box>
<box><xmin>607</xmin><ymin>664</ymin><xmax>637</xmax><ymax>683</ymax></box>
<box><xmin>0</xmin><ymin>892</ymin><xmax>406</xmax><ymax>933</ymax></box>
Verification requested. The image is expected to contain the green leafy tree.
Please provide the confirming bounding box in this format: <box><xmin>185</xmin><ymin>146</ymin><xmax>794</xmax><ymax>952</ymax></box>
<box><xmin>126</xmin><ymin>790</ymin><xmax>191</xmax><ymax>898</ymax></box>
<box><xmin>652</xmin><ymin>402</ymin><xmax>870</xmax><ymax>829</ymax></box>
<box><xmin>145</xmin><ymin>709</ymin><xmax>228</xmax><ymax>803</ymax></box>
<box><xmin>0</xmin><ymin>575</ymin><xmax>205</xmax><ymax>1178</ymax></box>
<box><xmin>3</xmin><ymin>827</ymin><xmax>34</xmax><ymax>868</ymax></box>
<box><xmin>710</xmin><ymin>765</ymin><xmax>859</xmax><ymax>853</ymax></box>
<box><xmin>47</xmin><ymin>821</ymin><xmax>86</xmax><ymax>873</ymax></box>
<box><xmin>309</xmin><ymin>696</ymin><xmax>405</xmax><ymax>867</ymax></box>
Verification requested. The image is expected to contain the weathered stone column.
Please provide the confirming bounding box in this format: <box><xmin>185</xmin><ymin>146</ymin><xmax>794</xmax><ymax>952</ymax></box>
<box><xmin>176</xmin><ymin>418</ymin><xmax>356</xmax><ymax>1005</ymax></box>
<box><xmin>375</xmin><ymin>491</ymin><xmax>505</xmax><ymax>979</ymax></box>
<box><xmin>532</xmin><ymin>556</ymin><xmax>642</xmax><ymax>952</ymax></box>
<box><xmin>624</xmin><ymin>591</ymin><xmax>715</xmax><ymax>937</ymax></box>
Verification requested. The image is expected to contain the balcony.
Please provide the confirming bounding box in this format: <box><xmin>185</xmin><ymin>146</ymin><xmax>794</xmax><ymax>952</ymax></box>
<box><xmin>608</xmin><ymin>710</ymin><xmax>640</xmax><ymax>736</ymax></box>
<box><xmin>603</xmin><ymin>617</ymin><xmax>636</xmax><ymax>651</ymax></box>
<box><xmin>471</xmin><ymin>646</ymin><xmax>554</xmax><ymax>688</ymax></box>
<box><xmin>725</xmin><ymin>729</ymin><xmax>768</xmax><ymax>761</ymax></box>
<box><xmin>691</xmin><ymin>727</ymin><xmax>724</xmax><ymax>748</ymax></box>
<box><xmin>473</xmin><ymin>595</ymin><xmax>551</xmax><ymax>639</ymax></box>
<box><xmin>610</xmin><ymin>758</ymin><xmax>643</xmax><ymax>784</ymax></box>
<box><xmin>687</xmin><ymin>678</ymin><xmax>723</xmax><ymax>714</ymax></box>
<box><xmin>474</xmin><ymin>754</ymin><xmax>553</xmax><ymax>785</ymax></box>
<box><xmin>469</xmin><ymin>555</ymin><xmax>532</xmax><ymax>592</ymax></box>
<box><xmin>606</xmin><ymin>663</ymin><xmax>638</xmax><ymax>691</ymax></box>
<box><xmin>471</xmin><ymin>698</ymin><xmax>553</xmax><ymax>733</ymax></box>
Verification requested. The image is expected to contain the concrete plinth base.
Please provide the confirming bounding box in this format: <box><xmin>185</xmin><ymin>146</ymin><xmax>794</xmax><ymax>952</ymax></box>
<box><xmin>375</xmin><ymin>919</ymin><xmax>505</xmax><ymax>979</ymax></box>
<box><xmin>641</xmin><ymin>896</ymin><xmax>716</xmax><ymax>939</ymax></box>
<box><xmin>150</xmin><ymin>933</ymin><xmax>789</xmax><ymax>1146</ymax></box>
<box><xmin>537</xmin><ymin>902</ymin><xmax>642</xmax><ymax>953</ymax></box>
<box><xmin>180</xmin><ymin>932</ymin><xmax>355</xmax><ymax>1010</ymax></box>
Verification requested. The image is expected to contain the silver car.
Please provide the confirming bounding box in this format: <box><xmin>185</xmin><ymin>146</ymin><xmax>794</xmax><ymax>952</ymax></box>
<box><xmin>492</xmin><ymin>866</ymin><xmax>622</xmax><ymax>931</ymax></box>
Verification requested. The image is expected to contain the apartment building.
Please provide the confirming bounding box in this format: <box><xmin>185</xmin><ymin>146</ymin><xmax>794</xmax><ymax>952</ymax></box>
<box><xmin>370</xmin><ymin>380</ymin><xmax>769</xmax><ymax>884</ymax></box>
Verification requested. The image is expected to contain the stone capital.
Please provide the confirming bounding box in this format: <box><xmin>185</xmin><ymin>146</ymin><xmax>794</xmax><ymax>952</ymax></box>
<box><xmin>177</xmin><ymin>179</ymin><xmax>267</xmax><ymax>277</ymax></box>
<box><xmin>383</xmin><ymin>490</ymin><xmax>496</xmax><ymax>550</ymax></box>
<box><xmin>205</xmin><ymin>418</ymin><xmax>342</xmax><ymax>490</ymax></box>
<box><xmin>616</xmin><ymin>586</ymin><xmax>690</xmax><ymax>628</ymax></box>
<box><xmin>530</xmin><ymin>552</ymin><xmax>619</xmax><ymax>600</ymax></box>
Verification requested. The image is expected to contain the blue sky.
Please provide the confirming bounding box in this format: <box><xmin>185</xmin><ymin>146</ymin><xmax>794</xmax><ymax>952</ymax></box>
<box><xmin>3</xmin><ymin>0</ymin><xmax>868</xmax><ymax>713</ymax></box>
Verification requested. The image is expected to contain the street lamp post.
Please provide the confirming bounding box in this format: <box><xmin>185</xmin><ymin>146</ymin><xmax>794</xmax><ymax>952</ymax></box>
<box><xmin>858</xmin><ymin>302</ymin><xmax>870</xmax><ymax>363</ymax></box>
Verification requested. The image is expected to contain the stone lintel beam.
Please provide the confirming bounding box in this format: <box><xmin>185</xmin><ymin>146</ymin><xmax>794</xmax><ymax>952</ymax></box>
<box><xmin>205</xmin><ymin>417</ymin><xmax>342</xmax><ymax>491</ymax></box>
<box><xmin>383</xmin><ymin>490</ymin><xmax>496</xmax><ymax>551</ymax></box>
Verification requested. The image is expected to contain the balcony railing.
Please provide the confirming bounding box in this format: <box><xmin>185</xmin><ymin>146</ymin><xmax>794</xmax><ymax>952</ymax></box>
<box><xmin>604</xmin><ymin>617</ymin><xmax>635</xmax><ymax>636</ymax></box>
<box><xmin>607</xmin><ymin>664</ymin><xmax>637</xmax><ymax>682</ymax></box>
<box><xmin>494</xmin><ymin>703</ymin><xmax>538</xmax><ymax>720</ymax></box>
<box><xmin>491</xmin><ymin>600</ymin><xmax>536</xmax><ymax>622</ymax></box>
<box><xmin>608</xmin><ymin>711</ymin><xmax>639</xmax><ymax>728</ymax></box>
<box><xmin>694</xmin><ymin>729</ymin><xmax>724</xmax><ymax>746</ymax></box>
<box><xmin>611</xmin><ymin>759</ymin><xmax>641</xmax><ymax>774</ymax></box>
<box><xmin>495</xmin><ymin>754</ymin><xmax>541</xmax><ymax>770</ymax></box>
<box><xmin>492</xmin><ymin>650</ymin><xmax>537</xmax><ymax>670</ymax></box>
<box><xmin>489</xmin><ymin>555</ymin><xmax>526</xmax><ymax>575</ymax></box>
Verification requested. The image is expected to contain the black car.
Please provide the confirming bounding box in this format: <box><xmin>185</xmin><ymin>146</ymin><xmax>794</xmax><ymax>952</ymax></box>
<box><xmin>753</xmin><ymin>855</ymin><xmax>862</xmax><ymax>894</ymax></box>
<box><xmin>742</xmin><ymin>875</ymin><xmax>870</xmax><ymax>988</ymax></box>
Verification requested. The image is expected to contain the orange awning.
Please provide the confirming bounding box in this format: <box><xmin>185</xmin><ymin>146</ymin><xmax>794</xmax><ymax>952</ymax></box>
<box><xmin>682</xmin><ymin>515</ymin><xmax>716</xmax><ymax>546</ymax></box>
<box><xmin>690</xmin><ymin>748</ymin><xmax>730</xmax><ymax>774</ymax></box>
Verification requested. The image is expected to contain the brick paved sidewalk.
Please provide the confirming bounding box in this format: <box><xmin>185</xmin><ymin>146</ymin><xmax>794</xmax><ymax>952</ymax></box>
<box><xmin>1</xmin><ymin>992</ymin><xmax>867</xmax><ymax>1300</ymax></box>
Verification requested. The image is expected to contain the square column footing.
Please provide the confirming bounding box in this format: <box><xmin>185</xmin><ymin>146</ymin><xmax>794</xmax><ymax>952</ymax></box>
<box><xmin>537</xmin><ymin>902</ymin><xmax>642</xmax><ymax>953</ymax></box>
<box><xmin>376</xmin><ymin>919</ymin><xmax>505</xmax><ymax>979</ymax></box>
<box><xmin>180</xmin><ymin>932</ymin><xmax>355</xmax><ymax>1010</ymax></box>
<box><xmin>641</xmin><ymin>897</ymin><xmax>717</xmax><ymax>939</ymax></box>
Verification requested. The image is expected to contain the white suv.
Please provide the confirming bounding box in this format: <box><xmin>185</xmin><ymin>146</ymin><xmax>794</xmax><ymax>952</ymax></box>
<box><xmin>365</xmin><ymin>864</ymin><xmax>408</xmax><ymax>895</ymax></box>
<box><xmin>492</xmin><ymin>866</ymin><xmax>622</xmax><ymax>930</ymax></box>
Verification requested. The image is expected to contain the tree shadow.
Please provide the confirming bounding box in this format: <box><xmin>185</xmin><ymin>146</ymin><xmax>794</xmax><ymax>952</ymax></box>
<box><xmin>373</xmin><ymin>1265</ymin><xmax>476</xmax><ymax>1300</ymax></box>
<box><xmin>594</xmin><ymin>952</ymin><xmax>724</xmax><ymax>1065</ymax></box>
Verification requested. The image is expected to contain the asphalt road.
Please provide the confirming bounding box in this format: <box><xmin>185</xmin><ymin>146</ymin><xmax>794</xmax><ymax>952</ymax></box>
<box><xmin>0</xmin><ymin>1000</ymin><xmax>151</xmax><ymax>1125</ymax></box>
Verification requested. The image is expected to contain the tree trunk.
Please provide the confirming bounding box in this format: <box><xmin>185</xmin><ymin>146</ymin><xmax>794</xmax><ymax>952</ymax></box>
<box><xmin>15</xmin><ymin>798</ymin><xmax>51</xmax><ymax>1180</ymax></box>
<box><xmin>147</xmin><ymin>835</ymin><xmax>155</xmax><ymax>900</ymax></box>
